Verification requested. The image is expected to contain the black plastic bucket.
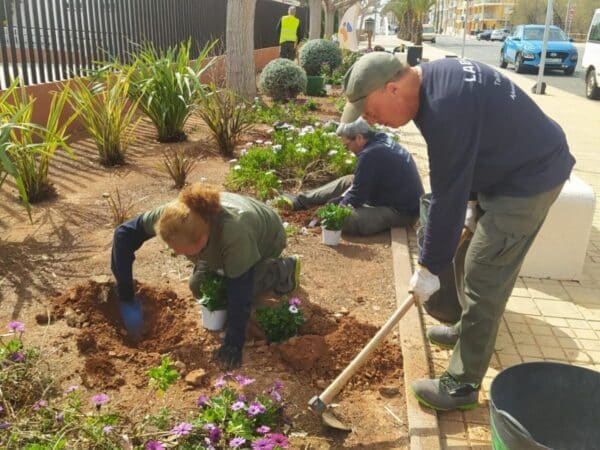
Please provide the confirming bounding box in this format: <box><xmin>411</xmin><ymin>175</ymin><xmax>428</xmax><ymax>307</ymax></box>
<box><xmin>417</xmin><ymin>193</ymin><xmax>463</xmax><ymax>324</ymax></box>
<box><xmin>490</xmin><ymin>362</ymin><xmax>600</xmax><ymax>449</ymax></box>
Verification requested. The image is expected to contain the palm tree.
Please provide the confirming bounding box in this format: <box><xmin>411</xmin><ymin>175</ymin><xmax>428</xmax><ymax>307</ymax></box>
<box><xmin>383</xmin><ymin>0</ymin><xmax>435</xmax><ymax>45</ymax></box>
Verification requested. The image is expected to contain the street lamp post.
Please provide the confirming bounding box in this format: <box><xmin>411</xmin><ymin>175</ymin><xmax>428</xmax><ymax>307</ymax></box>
<box><xmin>535</xmin><ymin>0</ymin><xmax>553</xmax><ymax>95</ymax></box>
<box><xmin>461</xmin><ymin>0</ymin><xmax>470</xmax><ymax>58</ymax></box>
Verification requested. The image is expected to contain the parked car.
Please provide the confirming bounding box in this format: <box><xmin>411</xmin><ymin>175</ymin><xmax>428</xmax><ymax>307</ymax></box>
<box><xmin>491</xmin><ymin>28</ymin><xmax>511</xmax><ymax>41</ymax></box>
<box><xmin>583</xmin><ymin>8</ymin><xmax>600</xmax><ymax>99</ymax></box>
<box><xmin>477</xmin><ymin>30</ymin><xmax>492</xmax><ymax>41</ymax></box>
<box><xmin>422</xmin><ymin>24</ymin><xmax>436</xmax><ymax>43</ymax></box>
<box><xmin>500</xmin><ymin>25</ymin><xmax>578</xmax><ymax>75</ymax></box>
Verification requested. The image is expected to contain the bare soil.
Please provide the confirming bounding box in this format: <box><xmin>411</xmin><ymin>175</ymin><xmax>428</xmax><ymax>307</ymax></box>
<box><xmin>0</xmin><ymin>96</ymin><xmax>409</xmax><ymax>448</ymax></box>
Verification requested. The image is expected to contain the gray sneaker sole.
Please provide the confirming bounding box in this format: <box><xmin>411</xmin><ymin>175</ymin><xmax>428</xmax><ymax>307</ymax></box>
<box><xmin>411</xmin><ymin>386</ymin><xmax>479</xmax><ymax>411</ymax></box>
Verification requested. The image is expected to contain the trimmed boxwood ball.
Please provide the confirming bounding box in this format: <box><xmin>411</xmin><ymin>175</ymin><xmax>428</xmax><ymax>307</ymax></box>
<box><xmin>260</xmin><ymin>58</ymin><xmax>307</xmax><ymax>101</ymax></box>
<box><xmin>299</xmin><ymin>39</ymin><xmax>343</xmax><ymax>76</ymax></box>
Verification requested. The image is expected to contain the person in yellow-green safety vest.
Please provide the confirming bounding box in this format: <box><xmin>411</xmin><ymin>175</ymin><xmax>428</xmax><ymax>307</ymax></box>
<box><xmin>276</xmin><ymin>6</ymin><xmax>302</xmax><ymax>60</ymax></box>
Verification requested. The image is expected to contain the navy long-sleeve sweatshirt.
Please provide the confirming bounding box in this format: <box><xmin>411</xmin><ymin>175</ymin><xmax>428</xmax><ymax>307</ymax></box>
<box><xmin>414</xmin><ymin>58</ymin><xmax>575</xmax><ymax>274</ymax></box>
<box><xmin>340</xmin><ymin>132</ymin><xmax>424</xmax><ymax>212</ymax></box>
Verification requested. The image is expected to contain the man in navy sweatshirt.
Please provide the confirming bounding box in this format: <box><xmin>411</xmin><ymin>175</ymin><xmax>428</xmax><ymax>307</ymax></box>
<box><xmin>341</xmin><ymin>52</ymin><xmax>575</xmax><ymax>410</ymax></box>
<box><xmin>277</xmin><ymin>117</ymin><xmax>424</xmax><ymax>236</ymax></box>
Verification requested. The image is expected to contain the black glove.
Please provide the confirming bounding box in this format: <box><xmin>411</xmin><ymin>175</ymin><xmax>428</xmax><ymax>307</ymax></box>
<box><xmin>215</xmin><ymin>343</ymin><xmax>242</xmax><ymax>369</ymax></box>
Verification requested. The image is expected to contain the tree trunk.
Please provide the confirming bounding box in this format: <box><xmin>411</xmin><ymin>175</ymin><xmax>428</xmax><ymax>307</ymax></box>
<box><xmin>309</xmin><ymin>0</ymin><xmax>321</xmax><ymax>39</ymax></box>
<box><xmin>226</xmin><ymin>0</ymin><xmax>257</xmax><ymax>98</ymax></box>
<box><xmin>324</xmin><ymin>5</ymin><xmax>336</xmax><ymax>38</ymax></box>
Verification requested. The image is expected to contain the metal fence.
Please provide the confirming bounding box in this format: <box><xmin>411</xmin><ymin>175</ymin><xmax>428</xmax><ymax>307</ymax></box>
<box><xmin>0</xmin><ymin>0</ymin><xmax>309</xmax><ymax>89</ymax></box>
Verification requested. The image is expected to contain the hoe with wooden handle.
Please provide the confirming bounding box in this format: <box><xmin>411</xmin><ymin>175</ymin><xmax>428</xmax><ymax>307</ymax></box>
<box><xmin>308</xmin><ymin>294</ymin><xmax>416</xmax><ymax>430</ymax></box>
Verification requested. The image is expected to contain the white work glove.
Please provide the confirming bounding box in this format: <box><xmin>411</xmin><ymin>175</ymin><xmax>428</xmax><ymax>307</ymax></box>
<box><xmin>409</xmin><ymin>266</ymin><xmax>440</xmax><ymax>304</ymax></box>
<box><xmin>464</xmin><ymin>201</ymin><xmax>478</xmax><ymax>233</ymax></box>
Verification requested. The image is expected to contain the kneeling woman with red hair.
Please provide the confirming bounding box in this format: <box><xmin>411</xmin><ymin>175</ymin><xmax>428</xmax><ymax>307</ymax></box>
<box><xmin>111</xmin><ymin>184</ymin><xmax>300</xmax><ymax>368</ymax></box>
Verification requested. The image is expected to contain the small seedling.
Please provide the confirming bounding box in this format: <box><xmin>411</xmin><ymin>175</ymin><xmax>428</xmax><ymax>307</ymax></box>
<box><xmin>316</xmin><ymin>203</ymin><xmax>353</xmax><ymax>231</ymax></box>
<box><xmin>256</xmin><ymin>297</ymin><xmax>304</xmax><ymax>343</ymax></box>
<box><xmin>148</xmin><ymin>356</ymin><xmax>180</xmax><ymax>394</ymax></box>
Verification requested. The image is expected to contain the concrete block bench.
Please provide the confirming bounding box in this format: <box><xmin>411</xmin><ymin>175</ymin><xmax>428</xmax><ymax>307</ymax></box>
<box><xmin>520</xmin><ymin>174</ymin><xmax>596</xmax><ymax>280</ymax></box>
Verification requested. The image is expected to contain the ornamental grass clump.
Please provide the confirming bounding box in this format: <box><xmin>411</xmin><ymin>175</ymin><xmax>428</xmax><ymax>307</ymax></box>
<box><xmin>162</xmin><ymin>149</ymin><xmax>196</xmax><ymax>189</ymax></box>
<box><xmin>256</xmin><ymin>297</ymin><xmax>304</xmax><ymax>343</ymax></box>
<box><xmin>197</xmin><ymin>83</ymin><xmax>253</xmax><ymax>157</ymax></box>
<box><xmin>260</xmin><ymin>58</ymin><xmax>307</xmax><ymax>102</ymax></box>
<box><xmin>0</xmin><ymin>79</ymin><xmax>75</xmax><ymax>202</ymax></box>
<box><xmin>115</xmin><ymin>39</ymin><xmax>217</xmax><ymax>143</ymax></box>
<box><xmin>225</xmin><ymin>122</ymin><xmax>355</xmax><ymax>200</ymax></box>
<box><xmin>317</xmin><ymin>203</ymin><xmax>353</xmax><ymax>231</ymax></box>
<box><xmin>199</xmin><ymin>272</ymin><xmax>228</xmax><ymax>311</ymax></box>
<box><xmin>106</xmin><ymin>187</ymin><xmax>134</xmax><ymax>227</ymax></box>
<box><xmin>69</xmin><ymin>66</ymin><xmax>141</xmax><ymax>166</ymax></box>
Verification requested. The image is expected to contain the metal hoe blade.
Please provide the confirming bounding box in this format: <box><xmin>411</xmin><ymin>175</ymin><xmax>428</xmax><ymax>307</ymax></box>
<box><xmin>321</xmin><ymin>410</ymin><xmax>352</xmax><ymax>431</ymax></box>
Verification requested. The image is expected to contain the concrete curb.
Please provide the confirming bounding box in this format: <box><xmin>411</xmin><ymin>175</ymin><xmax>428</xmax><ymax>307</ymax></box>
<box><xmin>391</xmin><ymin>227</ymin><xmax>441</xmax><ymax>450</ymax></box>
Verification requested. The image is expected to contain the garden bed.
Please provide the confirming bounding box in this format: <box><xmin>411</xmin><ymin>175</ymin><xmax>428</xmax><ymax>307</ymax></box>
<box><xmin>1</xmin><ymin>97</ymin><xmax>409</xmax><ymax>448</ymax></box>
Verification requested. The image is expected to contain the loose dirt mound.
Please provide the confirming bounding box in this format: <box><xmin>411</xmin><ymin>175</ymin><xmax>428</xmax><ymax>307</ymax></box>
<box><xmin>279</xmin><ymin>207</ymin><xmax>320</xmax><ymax>228</ymax></box>
<box><xmin>42</xmin><ymin>281</ymin><xmax>402</xmax><ymax>394</ymax></box>
<box><xmin>43</xmin><ymin>281</ymin><xmax>221</xmax><ymax>390</ymax></box>
<box><xmin>279</xmin><ymin>316</ymin><xmax>403</xmax><ymax>386</ymax></box>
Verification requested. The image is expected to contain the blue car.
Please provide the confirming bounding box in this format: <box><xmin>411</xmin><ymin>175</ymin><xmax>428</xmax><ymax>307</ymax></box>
<box><xmin>500</xmin><ymin>25</ymin><xmax>578</xmax><ymax>75</ymax></box>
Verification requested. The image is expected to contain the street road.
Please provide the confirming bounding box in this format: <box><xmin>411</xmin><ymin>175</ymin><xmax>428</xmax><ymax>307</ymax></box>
<box><xmin>430</xmin><ymin>35</ymin><xmax>587</xmax><ymax>99</ymax></box>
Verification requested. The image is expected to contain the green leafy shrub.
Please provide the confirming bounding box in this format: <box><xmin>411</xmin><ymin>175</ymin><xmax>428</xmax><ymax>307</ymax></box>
<box><xmin>114</xmin><ymin>39</ymin><xmax>217</xmax><ymax>143</ymax></box>
<box><xmin>225</xmin><ymin>122</ymin><xmax>355</xmax><ymax>200</ymax></box>
<box><xmin>0</xmin><ymin>80</ymin><xmax>74</xmax><ymax>203</ymax></box>
<box><xmin>256</xmin><ymin>297</ymin><xmax>304</xmax><ymax>343</ymax></box>
<box><xmin>199</xmin><ymin>272</ymin><xmax>227</xmax><ymax>311</ymax></box>
<box><xmin>70</xmin><ymin>67</ymin><xmax>140</xmax><ymax>166</ymax></box>
<box><xmin>299</xmin><ymin>39</ymin><xmax>342</xmax><ymax>76</ymax></box>
<box><xmin>316</xmin><ymin>203</ymin><xmax>353</xmax><ymax>230</ymax></box>
<box><xmin>197</xmin><ymin>83</ymin><xmax>253</xmax><ymax>157</ymax></box>
<box><xmin>330</xmin><ymin>49</ymin><xmax>361</xmax><ymax>86</ymax></box>
<box><xmin>305</xmin><ymin>99</ymin><xmax>318</xmax><ymax>111</ymax></box>
<box><xmin>259</xmin><ymin>58</ymin><xmax>307</xmax><ymax>102</ymax></box>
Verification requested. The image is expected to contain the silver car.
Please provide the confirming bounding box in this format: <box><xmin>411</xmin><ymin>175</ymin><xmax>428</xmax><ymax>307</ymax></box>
<box><xmin>491</xmin><ymin>28</ymin><xmax>511</xmax><ymax>41</ymax></box>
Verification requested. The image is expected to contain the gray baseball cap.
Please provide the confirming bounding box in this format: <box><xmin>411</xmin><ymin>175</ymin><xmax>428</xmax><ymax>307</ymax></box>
<box><xmin>341</xmin><ymin>52</ymin><xmax>405</xmax><ymax>123</ymax></box>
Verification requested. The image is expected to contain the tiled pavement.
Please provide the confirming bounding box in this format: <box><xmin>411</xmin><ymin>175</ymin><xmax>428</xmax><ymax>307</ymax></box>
<box><xmin>369</xmin><ymin>35</ymin><xmax>600</xmax><ymax>448</ymax></box>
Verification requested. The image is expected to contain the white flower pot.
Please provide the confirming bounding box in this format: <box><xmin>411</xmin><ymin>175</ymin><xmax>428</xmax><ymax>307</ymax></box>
<box><xmin>325</xmin><ymin>84</ymin><xmax>333</xmax><ymax>94</ymax></box>
<box><xmin>322</xmin><ymin>228</ymin><xmax>342</xmax><ymax>246</ymax></box>
<box><xmin>201</xmin><ymin>305</ymin><xmax>227</xmax><ymax>330</ymax></box>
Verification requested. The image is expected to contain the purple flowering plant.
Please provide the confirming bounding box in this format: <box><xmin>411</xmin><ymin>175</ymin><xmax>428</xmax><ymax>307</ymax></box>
<box><xmin>179</xmin><ymin>374</ymin><xmax>287</xmax><ymax>448</ymax></box>
<box><xmin>1</xmin><ymin>321</ymin><xmax>27</xmax><ymax>364</ymax></box>
<box><xmin>256</xmin><ymin>297</ymin><xmax>305</xmax><ymax>343</ymax></box>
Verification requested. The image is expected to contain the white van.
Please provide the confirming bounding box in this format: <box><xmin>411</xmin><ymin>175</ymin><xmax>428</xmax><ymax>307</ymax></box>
<box><xmin>583</xmin><ymin>8</ymin><xmax>600</xmax><ymax>99</ymax></box>
<box><xmin>422</xmin><ymin>24</ymin><xmax>436</xmax><ymax>43</ymax></box>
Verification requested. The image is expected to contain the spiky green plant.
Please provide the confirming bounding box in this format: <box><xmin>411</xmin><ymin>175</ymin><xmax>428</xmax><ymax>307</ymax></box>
<box><xmin>197</xmin><ymin>83</ymin><xmax>253</xmax><ymax>157</ymax></box>
<box><xmin>120</xmin><ymin>39</ymin><xmax>217</xmax><ymax>143</ymax></box>
<box><xmin>106</xmin><ymin>188</ymin><xmax>133</xmax><ymax>227</ymax></box>
<box><xmin>162</xmin><ymin>149</ymin><xmax>196</xmax><ymax>189</ymax></box>
<box><xmin>69</xmin><ymin>67</ymin><xmax>141</xmax><ymax>166</ymax></box>
<box><xmin>0</xmin><ymin>79</ymin><xmax>74</xmax><ymax>203</ymax></box>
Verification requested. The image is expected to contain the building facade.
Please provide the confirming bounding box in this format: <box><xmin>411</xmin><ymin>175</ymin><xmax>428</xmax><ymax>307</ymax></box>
<box><xmin>432</xmin><ymin>0</ymin><xmax>515</xmax><ymax>36</ymax></box>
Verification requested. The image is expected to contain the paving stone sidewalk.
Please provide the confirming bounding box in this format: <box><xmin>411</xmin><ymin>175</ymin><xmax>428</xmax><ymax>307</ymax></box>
<box><xmin>369</xmin><ymin>34</ymin><xmax>600</xmax><ymax>449</ymax></box>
